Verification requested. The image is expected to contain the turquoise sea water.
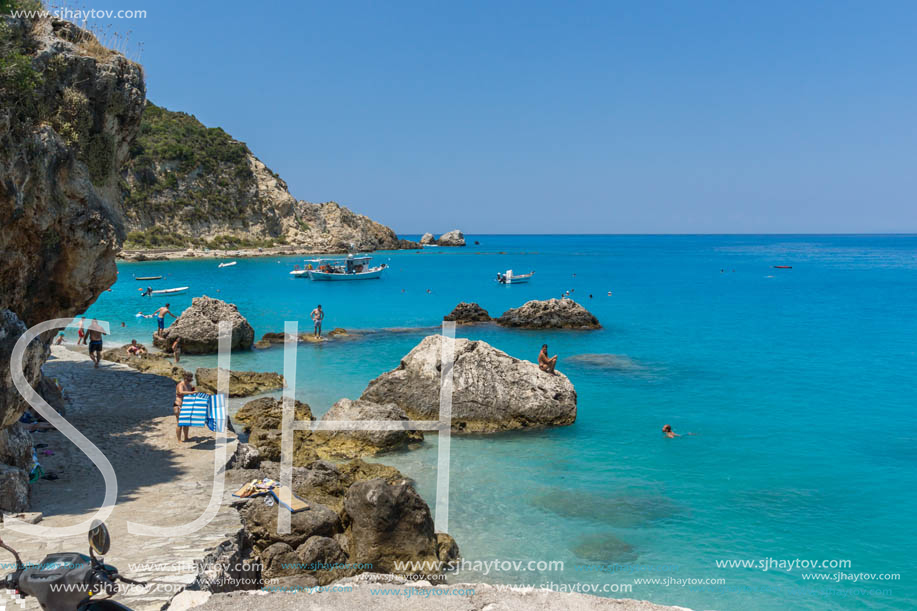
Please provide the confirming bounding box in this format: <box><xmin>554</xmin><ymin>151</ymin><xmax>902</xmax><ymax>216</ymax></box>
<box><xmin>80</xmin><ymin>235</ymin><xmax>917</xmax><ymax>610</ymax></box>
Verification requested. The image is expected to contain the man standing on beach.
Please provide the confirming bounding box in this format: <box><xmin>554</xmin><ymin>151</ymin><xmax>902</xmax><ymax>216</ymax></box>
<box><xmin>154</xmin><ymin>304</ymin><xmax>176</xmax><ymax>337</ymax></box>
<box><xmin>87</xmin><ymin>320</ymin><xmax>105</xmax><ymax>368</ymax></box>
<box><xmin>311</xmin><ymin>304</ymin><xmax>324</xmax><ymax>338</ymax></box>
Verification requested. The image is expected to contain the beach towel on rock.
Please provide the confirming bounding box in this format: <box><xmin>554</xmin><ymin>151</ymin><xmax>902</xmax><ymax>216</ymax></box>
<box><xmin>206</xmin><ymin>393</ymin><xmax>228</xmax><ymax>432</ymax></box>
<box><xmin>178</xmin><ymin>393</ymin><xmax>209</xmax><ymax>428</ymax></box>
<box><xmin>232</xmin><ymin>478</ymin><xmax>310</xmax><ymax>513</ymax></box>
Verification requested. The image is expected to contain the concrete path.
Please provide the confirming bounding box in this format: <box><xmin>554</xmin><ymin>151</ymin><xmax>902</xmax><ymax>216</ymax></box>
<box><xmin>0</xmin><ymin>347</ymin><xmax>242</xmax><ymax>611</ymax></box>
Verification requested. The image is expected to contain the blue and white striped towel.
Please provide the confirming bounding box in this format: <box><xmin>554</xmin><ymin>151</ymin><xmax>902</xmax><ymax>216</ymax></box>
<box><xmin>178</xmin><ymin>392</ymin><xmax>209</xmax><ymax>428</ymax></box>
<box><xmin>207</xmin><ymin>393</ymin><xmax>228</xmax><ymax>432</ymax></box>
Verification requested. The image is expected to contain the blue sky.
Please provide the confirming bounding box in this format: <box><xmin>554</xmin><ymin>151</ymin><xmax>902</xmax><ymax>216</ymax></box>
<box><xmin>80</xmin><ymin>0</ymin><xmax>916</xmax><ymax>233</ymax></box>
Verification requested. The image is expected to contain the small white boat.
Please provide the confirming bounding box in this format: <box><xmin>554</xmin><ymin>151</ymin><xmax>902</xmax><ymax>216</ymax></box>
<box><xmin>303</xmin><ymin>255</ymin><xmax>387</xmax><ymax>281</ymax></box>
<box><xmin>152</xmin><ymin>286</ymin><xmax>189</xmax><ymax>295</ymax></box>
<box><xmin>218</xmin><ymin>261</ymin><xmax>237</xmax><ymax>268</ymax></box>
<box><xmin>496</xmin><ymin>270</ymin><xmax>534</xmax><ymax>284</ymax></box>
<box><xmin>289</xmin><ymin>269</ymin><xmax>310</xmax><ymax>278</ymax></box>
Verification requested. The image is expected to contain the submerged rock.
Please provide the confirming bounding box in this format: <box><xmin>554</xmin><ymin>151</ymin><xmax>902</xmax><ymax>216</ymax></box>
<box><xmin>496</xmin><ymin>298</ymin><xmax>600</xmax><ymax>329</ymax></box>
<box><xmin>152</xmin><ymin>296</ymin><xmax>255</xmax><ymax>354</ymax></box>
<box><xmin>361</xmin><ymin>335</ymin><xmax>577</xmax><ymax>433</ymax></box>
<box><xmin>443</xmin><ymin>302</ymin><xmax>491</xmax><ymax>324</ymax></box>
<box><xmin>194</xmin><ymin>367</ymin><xmax>285</xmax><ymax>397</ymax></box>
<box><xmin>437</xmin><ymin>229</ymin><xmax>465</xmax><ymax>246</ymax></box>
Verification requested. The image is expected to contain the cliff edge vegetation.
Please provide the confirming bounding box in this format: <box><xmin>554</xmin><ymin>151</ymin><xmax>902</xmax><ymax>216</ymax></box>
<box><xmin>120</xmin><ymin>102</ymin><xmax>408</xmax><ymax>253</ymax></box>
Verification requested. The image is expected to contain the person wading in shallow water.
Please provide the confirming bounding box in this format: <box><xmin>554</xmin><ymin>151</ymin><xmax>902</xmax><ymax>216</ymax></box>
<box><xmin>172</xmin><ymin>337</ymin><xmax>182</xmax><ymax>364</ymax></box>
<box><xmin>538</xmin><ymin>344</ymin><xmax>558</xmax><ymax>374</ymax></box>
<box><xmin>174</xmin><ymin>372</ymin><xmax>195</xmax><ymax>443</ymax></box>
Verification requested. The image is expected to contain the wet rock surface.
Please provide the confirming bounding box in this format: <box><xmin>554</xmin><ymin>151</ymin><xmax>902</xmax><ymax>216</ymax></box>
<box><xmin>444</xmin><ymin>302</ymin><xmax>491</xmax><ymax>324</ymax></box>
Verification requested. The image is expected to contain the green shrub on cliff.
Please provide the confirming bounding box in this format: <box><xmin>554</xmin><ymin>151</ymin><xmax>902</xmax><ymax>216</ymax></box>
<box><xmin>120</xmin><ymin>101</ymin><xmax>276</xmax><ymax>248</ymax></box>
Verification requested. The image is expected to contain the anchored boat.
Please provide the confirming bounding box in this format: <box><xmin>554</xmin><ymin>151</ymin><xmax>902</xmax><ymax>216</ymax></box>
<box><xmin>292</xmin><ymin>255</ymin><xmax>387</xmax><ymax>281</ymax></box>
<box><xmin>496</xmin><ymin>270</ymin><xmax>534</xmax><ymax>284</ymax></box>
<box><xmin>134</xmin><ymin>275</ymin><xmax>162</xmax><ymax>281</ymax></box>
<box><xmin>151</xmin><ymin>286</ymin><xmax>189</xmax><ymax>296</ymax></box>
<box><xmin>218</xmin><ymin>261</ymin><xmax>237</xmax><ymax>268</ymax></box>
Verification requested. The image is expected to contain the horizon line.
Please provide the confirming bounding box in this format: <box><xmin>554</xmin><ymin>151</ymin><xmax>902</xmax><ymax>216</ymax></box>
<box><xmin>395</xmin><ymin>232</ymin><xmax>917</xmax><ymax>237</ymax></box>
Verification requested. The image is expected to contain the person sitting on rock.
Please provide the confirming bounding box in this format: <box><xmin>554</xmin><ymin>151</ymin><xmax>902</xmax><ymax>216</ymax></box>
<box><xmin>538</xmin><ymin>344</ymin><xmax>558</xmax><ymax>374</ymax></box>
<box><xmin>126</xmin><ymin>339</ymin><xmax>145</xmax><ymax>357</ymax></box>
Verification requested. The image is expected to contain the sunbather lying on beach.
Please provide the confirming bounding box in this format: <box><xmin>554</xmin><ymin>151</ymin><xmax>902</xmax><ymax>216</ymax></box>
<box><xmin>538</xmin><ymin>344</ymin><xmax>558</xmax><ymax>374</ymax></box>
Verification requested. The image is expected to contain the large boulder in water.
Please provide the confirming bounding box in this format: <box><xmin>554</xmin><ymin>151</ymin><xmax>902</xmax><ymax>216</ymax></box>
<box><xmin>443</xmin><ymin>302</ymin><xmax>491</xmax><ymax>324</ymax></box>
<box><xmin>361</xmin><ymin>335</ymin><xmax>576</xmax><ymax>433</ymax></box>
<box><xmin>419</xmin><ymin>233</ymin><xmax>435</xmax><ymax>245</ymax></box>
<box><xmin>436</xmin><ymin>229</ymin><xmax>465</xmax><ymax>246</ymax></box>
<box><xmin>496</xmin><ymin>298</ymin><xmax>600</xmax><ymax>329</ymax></box>
<box><xmin>152</xmin><ymin>296</ymin><xmax>254</xmax><ymax>354</ymax></box>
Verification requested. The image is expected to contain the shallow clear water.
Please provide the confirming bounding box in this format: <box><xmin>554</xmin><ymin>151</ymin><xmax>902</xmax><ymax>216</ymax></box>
<box><xmin>80</xmin><ymin>235</ymin><xmax>917</xmax><ymax>610</ymax></box>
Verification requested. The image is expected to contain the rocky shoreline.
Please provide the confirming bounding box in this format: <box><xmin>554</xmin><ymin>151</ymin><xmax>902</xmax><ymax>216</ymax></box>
<box><xmin>119</xmin><ymin>241</ymin><xmax>421</xmax><ymax>263</ymax></box>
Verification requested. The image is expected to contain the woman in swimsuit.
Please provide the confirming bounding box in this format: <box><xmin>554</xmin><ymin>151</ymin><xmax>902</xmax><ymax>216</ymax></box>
<box><xmin>174</xmin><ymin>372</ymin><xmax>195</xmax><ymax>443</ymax></box>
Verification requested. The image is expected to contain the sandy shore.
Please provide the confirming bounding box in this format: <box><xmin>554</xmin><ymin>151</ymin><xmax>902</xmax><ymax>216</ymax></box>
<box><xmin>2</xmin><ymin>346</ymin><xmax>243</xmax><ymax>610</ymax></box>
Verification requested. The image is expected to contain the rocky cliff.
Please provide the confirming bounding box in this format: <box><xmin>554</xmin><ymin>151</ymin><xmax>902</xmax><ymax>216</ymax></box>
<box><xmin>119</xmin><ymin>102</ymin><xmax>407</xmax><ymax>253</ymax></box>
<box><xmin>0</xmin><ymin>13</ymin><xmax>145</xmax><ymax>510</ymax></box>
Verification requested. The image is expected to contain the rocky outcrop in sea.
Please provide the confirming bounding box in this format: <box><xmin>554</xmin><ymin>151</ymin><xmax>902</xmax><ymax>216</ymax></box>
<box><xmin>419</xmin><ymin>230</ymin><xmax>466</xmax><ymax>246</ymax></box>
<box><xmin>0</xmin><ymin>15</ymin><xmax>145</xmax><ymax>511</ymax></box>
<box><xmin>437</xmin><ymin>229</ymin><xmax>466</xmax><ymax>246</ymax></box>
<box><xmin>361</xmin><ymin>335</ymin><xmax>577</xmax><ymax>432</ymax></box>
<box><xmin>497</xmin><ymin>298</ymin><xmax>601</xmax><ymax>329</ymax></box>
<box><xmin>152</xmin><ymin>296</ymin><xmax>255</xmax><ymax>353</ymax></box>
<box><xmin>444</xmin><ymin>302</ymin><xmax>491</xmax><ymax>324</ymax></box>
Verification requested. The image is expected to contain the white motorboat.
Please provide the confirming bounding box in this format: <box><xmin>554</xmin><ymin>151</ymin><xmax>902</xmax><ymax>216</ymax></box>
<box><xmin>152</xmin><ymin>286</ymin><xmax>189</xmax><ymax>295</ymax></box>
<box><xmin>301</xmin><ymin>255</ymin><xmax>387</xmax><ymax>281</ymax></box>
<box><xmin>496</xmin><ymin>270</ymin><xmax>534</xmax><ymax>284</ymax></box>
<box><xmin>218</xmin><ymin>261</ymin><xmax>237</xmax><ymax>268</ymax></box>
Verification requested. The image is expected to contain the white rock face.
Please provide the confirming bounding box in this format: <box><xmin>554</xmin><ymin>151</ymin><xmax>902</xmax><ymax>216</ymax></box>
<box><xmin>436</xmin><ymin>229</ymin><xmax>465</xmax><ymax>246</ymax></box>
<box><xmin>420</xmin><ymin>233</ymin><xmax>435</xmax><ymax>245</ymax></box>
<box><xmin>361</xmin><ymin>335</ymin><xmax>576</xmax><ymax>433</ymax></box>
